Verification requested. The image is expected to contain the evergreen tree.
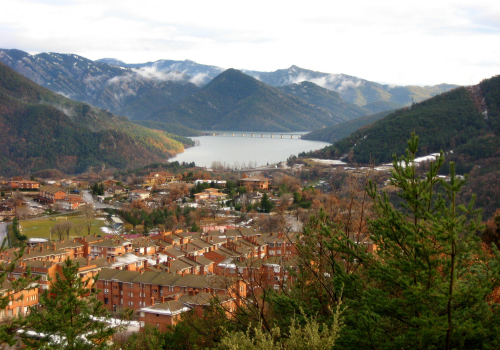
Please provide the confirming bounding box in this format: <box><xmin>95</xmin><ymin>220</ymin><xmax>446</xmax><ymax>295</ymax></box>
<box><xmin>328</xmin><ymin>133</ymin><xmax>500</xmax><ymax>349</ymax></box>
<box><xmin>260</xmin><ymin>193</ymin><xmax>273</xmax><ymax>213</ymax></box>
<box><xmin>20</xmin><ymin>259</ymin><xmax>117</xmax><ymax>349</ymax></box>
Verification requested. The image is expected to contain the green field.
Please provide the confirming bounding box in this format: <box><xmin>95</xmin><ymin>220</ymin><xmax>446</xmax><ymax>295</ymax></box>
<box><xmin>18</xmin><ymin>217</ymin><xmax>106</xmax><ymax>239</ymax></box>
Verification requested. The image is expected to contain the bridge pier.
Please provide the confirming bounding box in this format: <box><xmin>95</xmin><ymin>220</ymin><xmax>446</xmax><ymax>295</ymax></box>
<box><xmin>242</xmin><ymin>133</ymin><xmax>244</xmax><ymax>137</ymax></box>
<box><xmin>271</xmin><ymin>134</ymin><xmax>274</xmax><ymax>138</ymax></box>
<box><xmin>261</xmin><ymin>134</ymin><xmax>264</xmax><ymax>138</ymax></box>
<box><xmin>252</xmin><ymin>134</ymin><xmax>254</xmax><ymax>137</ymax></box>
<box><xmin>291</xmin><ymin>135</ymin><xmax>293</xmax><ymax>139</ymax></box>
<box><xmin>232</xmin><ymin>133</ymin><xmax>235</xmax><ymax>137</ymax></box>
<box><xmin>281</xmin><ymin>135</ymin><xmax>283</xmax><ymax>139</ymax></box>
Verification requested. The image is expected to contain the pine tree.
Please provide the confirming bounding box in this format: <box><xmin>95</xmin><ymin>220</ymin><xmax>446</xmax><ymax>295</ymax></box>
<box><xmin>333</xmin><ymin>133</ymin><xmax>500</xmax><ymax>349</ymax></box>
<box><xmin>20</xmin><ymin>259</ymin><xmax>117</xmax><ymax>349</ymax></box>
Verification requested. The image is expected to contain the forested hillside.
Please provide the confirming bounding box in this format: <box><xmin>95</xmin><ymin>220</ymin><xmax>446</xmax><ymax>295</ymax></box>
<box><xmin>302</xmin><ymin>109</ymin><xmax>397</xmax><ymax>143</ymax></box>
<box><xmin>313</xmin><ymin>86</ymin><xmax>489</xmax><ymax>163</ymax></box>
<box><xmin>142</xmin><ymin>69</ymin><xmax>349</xmax><ymax>132</ymax></box>
<box><xmin>277</xmin><ymin>81</ymin><xmax>370</xmax><ymax>122</ymax></box>
<box><xmin>0</xmin><ymin>62</ymin><xmax>186</xmax><ymax>176</ymax></box>
<box><xmin>303</xmin><ymin>75</ymin><xmax>500</xmax><ymax>217</ymax></box>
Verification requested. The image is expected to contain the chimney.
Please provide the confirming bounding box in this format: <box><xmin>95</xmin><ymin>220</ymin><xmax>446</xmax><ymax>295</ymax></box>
<box><xmin>156</xmin><ymin>258</ymin><xmax>160</xmax><ymax>266</ymax></box>
<box><xmin>106</xmin><ymin>256</ymin><xmax>110</xmax><ymax>263</ymax></box>
<box><xmin>40</xmin><ymin>246</ymin><xmax>43</xmax><ymax>253</ymax></box>
<box><xmin>161</xmin><ymin>296</ymin><xmax>166</xmax><ymax>303</ymax></box>
<box><xmin>27</xmin><ymin>248</ymin><xmax>31</xmax><ymax>254</ymax></box>
<box><xmin>151</xmin><ymin>297</ymin><xmax>155</xmax><ymax>305</ymax></box>
<box><xmin>182</xmin><ymin>271</ymin><xmax>185</xmax><ymax>277</ymax></box>
<box><xmin>112</xmin><ymin>256</ymin><xmax>116</xmax><ymax>262</ymax></box>
<box><xmin>43</xmin><ymin>261</ymin><xmax>46</xmax><ymax>267</ymax></box>
<box><xmin>87</xmin><ymin>258</ymin><xmax>90</xmax><ymax>266</ymax></box>
<box><xmin>188</xmin><ymin>289</ymin><xmax>196</xmax><ymax>296</ymax></box>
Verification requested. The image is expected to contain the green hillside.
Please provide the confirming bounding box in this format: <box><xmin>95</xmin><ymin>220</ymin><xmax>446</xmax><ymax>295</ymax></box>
<box><xmin>277</xmin><ymin>81</ymin><xmax>370</xmax><ymax>122</ymax></box>
<box><xmin>314</xmin><ymin>86</ymin><xmax>487</xmax><ymax>163</ymax></box>
<box><xmin>0</xmin><ymin>62</ymin><xmax>185</xmax><ymax>176</ymax></box>
<box><xmin>142</xmin><ymin>69</ymin><xmax>348</xmax><ymax>132</ymax></box>
<box><xmin>302</xmin><ymin>109</ymin><xmax>397</xmax><ymax>143</ymax></box>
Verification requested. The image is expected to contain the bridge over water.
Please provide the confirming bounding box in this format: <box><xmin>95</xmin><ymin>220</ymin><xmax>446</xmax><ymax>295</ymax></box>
<box><xmin>210</xmin><ymin>132</ymin><xmax>302</xmax><ymax>139</ymax></box>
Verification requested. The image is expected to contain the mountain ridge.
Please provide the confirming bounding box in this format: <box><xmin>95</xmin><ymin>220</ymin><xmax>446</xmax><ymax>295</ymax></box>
<box><xmin>0</xmin><ymin>62</ymin><xmax>187</xmax><ymax>176</ymax></box>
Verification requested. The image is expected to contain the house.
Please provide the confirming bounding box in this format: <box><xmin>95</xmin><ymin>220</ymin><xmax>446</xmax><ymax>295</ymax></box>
<box><xmin>238</xmin><ymin>176</ymin><xmax>271</xmax><ymax>190</ymax></box>
<box><xmin>58</xmin><ymin>194</ymin><xmax>84</xmax><ymax>210</ymax></box>
<box><xmin>138</xmin><ymin>298</ymin><xmax>190</xmax><ymax>331</ymax></box>
<box><xmin>88</xmin><ymin>238</ymin><xmax>133</xmax><ymax>258</ymax></box>
<box><xmin>108</xmin><ymin>186</ymin><xmax>125</xmax><ymax>196</ymax></box>
<box><xmin>234</xmin><ymin>192</ymin><xmax>263</xmax><ymax>206</ymax></box>
<box><xmin>9</xmin><ymin>180</ymin><xmax>40</xmax><ymax>190</ymax></box>
<box><xmin>0</xmin><ymin>280</ymin><xmax>39</xmax><ymax>320</ymax></box>
<box><xmin>129</xmin><ymin>190</ymin><xmax>151</xmax><ymax>201</ymax></box>
<box><xmin>193</xmin><ymin>188</ymin><xmax>227</xmax><ymax>203</ymax></box>
<box><xmin>38</xmin><ymin>186</ymin><xmax>67</xmax><ymax>204</ymax></box>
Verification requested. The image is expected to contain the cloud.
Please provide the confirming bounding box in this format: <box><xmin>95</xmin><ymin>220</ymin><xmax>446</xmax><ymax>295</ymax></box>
<box><xmin>107</xmin><ymin>66</ymin><xmax>188</xmax><ymax>87</ymax></box>
<box><xmin>188</xmin><ymin>73</ymin><xmax>211</xmax><ymax>86</ymax></box>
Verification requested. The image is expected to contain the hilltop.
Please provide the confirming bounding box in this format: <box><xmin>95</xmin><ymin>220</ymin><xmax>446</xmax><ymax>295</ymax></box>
<box><xmin>303</xmin><ymin>75</ymin><xmax>500</xmax><ymax>217</ymax></box>
<box><xmin>0</xmin><ymin>62</ymin><xmax>187</xmax><ymax>176</ymax></box>
<box><xmin>0</xmin><ymin>49</ymin><xmax>200</xmax><ymax>119</ymax></box>
<box><xmin>142</xmin><ymin>69</ymin><xmax>351</xmax><ymax>132</ymax></box>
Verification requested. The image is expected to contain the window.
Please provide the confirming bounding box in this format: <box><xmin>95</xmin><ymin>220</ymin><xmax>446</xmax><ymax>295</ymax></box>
<box><xmin>128</xmin><ymin>301</ymin><xmax>133</xmax><ymax>307</ymax></box>
<box><xmin>104</xmin><ymin>289</ymin><xmax>109</xmax><ymax>294</ymax></box>
<box><xmin>140</xmin><ymin>321</ymin><xmax>145</xmax><ymax>328</ymax></box>
<box><xmin>104</xmin><ymin>281</ymin><xmax>109</xmax><ymax>286</ymax></box>
<box><xmin>153</xmin><ymin>289</ymin><xmax>157</xmax><ymax>293</ymax></box>
<box><xmin>129</xmin><ymin>292</ymin><xmax>133</xmax><ymax>297</ymax></box>
<box><xmin>140</xmin><ymin>312</ymin><xmax>145</xmax><ymax>317</ymax></box>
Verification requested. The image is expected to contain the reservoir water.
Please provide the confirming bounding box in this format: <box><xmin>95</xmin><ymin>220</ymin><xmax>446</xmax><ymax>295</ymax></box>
<box><xmin>170</xmin><ymin>132</ymin><xmax>330</xmax><ymax>168</ymax></box>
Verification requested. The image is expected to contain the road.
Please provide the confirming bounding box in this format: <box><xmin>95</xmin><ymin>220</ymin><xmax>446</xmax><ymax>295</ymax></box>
<box><xmin>81</xmin><ymin>190</ymin><xmax>117</xmax><ymax>209</ymax></box>
<box><xmin>0</xmin><ymin>222</ymin><xmax>8</xmax><ymax>248</ymax></box>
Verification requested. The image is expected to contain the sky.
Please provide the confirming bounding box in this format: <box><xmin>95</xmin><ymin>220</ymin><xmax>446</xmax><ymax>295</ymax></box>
<box><xmin>1</xmin><ymin>0</ymin><xmax>500</xmax><ymax>86</ymax></box>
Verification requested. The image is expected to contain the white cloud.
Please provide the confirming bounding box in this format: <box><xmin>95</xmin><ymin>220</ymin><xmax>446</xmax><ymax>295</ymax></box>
<box><xmin>1</xmin><ymin>0</ymin><xmax>500</xmax><ymax>85</ymax></box>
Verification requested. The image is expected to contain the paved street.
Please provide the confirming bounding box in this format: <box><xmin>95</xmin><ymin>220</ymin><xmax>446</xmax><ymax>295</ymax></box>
<box><xmin>0</xmin><ymin>222</ymin><xmax>8</xmax><ymax>247</ymax></box>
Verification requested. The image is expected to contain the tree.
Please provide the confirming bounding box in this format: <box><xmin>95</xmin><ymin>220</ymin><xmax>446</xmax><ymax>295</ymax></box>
<box><xmin>50</xmin><ymin>221</ymin><xmax>73</xmax><ymax>241</ymax></box>
<box><xmin>0</xmin><ymin>245</ymin><xmax>39</xmax><ymax>346</ymax></box>
<box><xmin>20</xmin><ymin>259</ymin><xmax>117</xmax><ymax>349</ymax></box>
<box><xmin>321</xmin><ymin>133</ymin><xmax>500</xmax><ymax>349</ymax></box>
<box><xmin>260</xmin><ymin>193</ymin><xmax>273</xmax><ymax>213</ymax></box>
<box><xmin>82</xmin><ymin>205</ymin><xmax>95</xmax><ymax>236</ymax></box>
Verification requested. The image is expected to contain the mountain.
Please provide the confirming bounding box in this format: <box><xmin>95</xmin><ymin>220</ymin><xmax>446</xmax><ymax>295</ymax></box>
<box><xmin>277</xmin><ymin>81</ymin><xmax>370</xmax><ymax>122</ymax></box>
<box><xmin>302</xmin><ymin>76</ymin><xmax>500</xmax><ymax>218</ymax></box>
<box><xmin>0</xmin><ymin>49</ymin><xmax>199</xmax><ymax>119</ymax></box>
<box><xmin>0</xmin><ymin>62</ymin><xmax>187</xmax><ymax>176</ymax></box>
<box><xmin>301</xmin><ymin>109</ymin><xmax>397</xmax><ymax>143</ymax></box>
<box><xmin>306</xmin><ymin>78</ymin><xmax>500</xmax><ymax>167</ymax></box>
<box><xmin>244</xmin><ymin>65</ymin><xmax>458</xmax><ymax>107</ymax></box>
<box><xmin>98</xmin><ymin>58</ymin><xmax>224</xmax><ymax>86</ymax></box>
<box><xmin>98</xmin><ymin>57</ymin><xmax>458</xmax><ymax>112</ymax></box>
<box><xmin>140</xmin><ymin>69</ymin><xmax>353</xmax><ymax>132</ymax></box>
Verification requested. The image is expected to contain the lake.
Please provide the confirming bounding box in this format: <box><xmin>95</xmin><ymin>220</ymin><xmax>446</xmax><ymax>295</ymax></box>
<box><xmin>170</xmin><ymin>132</ymin><xmax>330</xmax><ymax>168</ymax></box>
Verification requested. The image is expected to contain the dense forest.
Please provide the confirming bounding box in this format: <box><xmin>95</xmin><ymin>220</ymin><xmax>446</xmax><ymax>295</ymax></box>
<box><xmin>0</xmin><ymin>62</ymin><xmax>186</xmax><ymax>176</ymax></box>
<box><xmin>302</xmin><ymin>109</ymin><xmax>397</xmax><ymax>143</ymax></box>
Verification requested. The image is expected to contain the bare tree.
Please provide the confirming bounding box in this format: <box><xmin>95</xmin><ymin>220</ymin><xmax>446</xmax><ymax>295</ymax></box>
<box><xmin>72</xmin><ymin>224</ymin><xmax>84</xmax><ymax>237</ymax></box>
<box><xmin>51</xmin><ymin>221</ymin><xmax>73</xmax><ymax>241</ymax></box>
<box><xmin>81</xmin><ymin>205</ymin><xmax>95</xmax><ymax>236</ymax></box>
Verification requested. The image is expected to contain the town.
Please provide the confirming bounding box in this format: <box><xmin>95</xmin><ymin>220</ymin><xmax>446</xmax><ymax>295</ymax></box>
<box><xmin>0</xmin><ymin>160</ymin><xmax>384</xmax><ymax>341</ymax></box>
